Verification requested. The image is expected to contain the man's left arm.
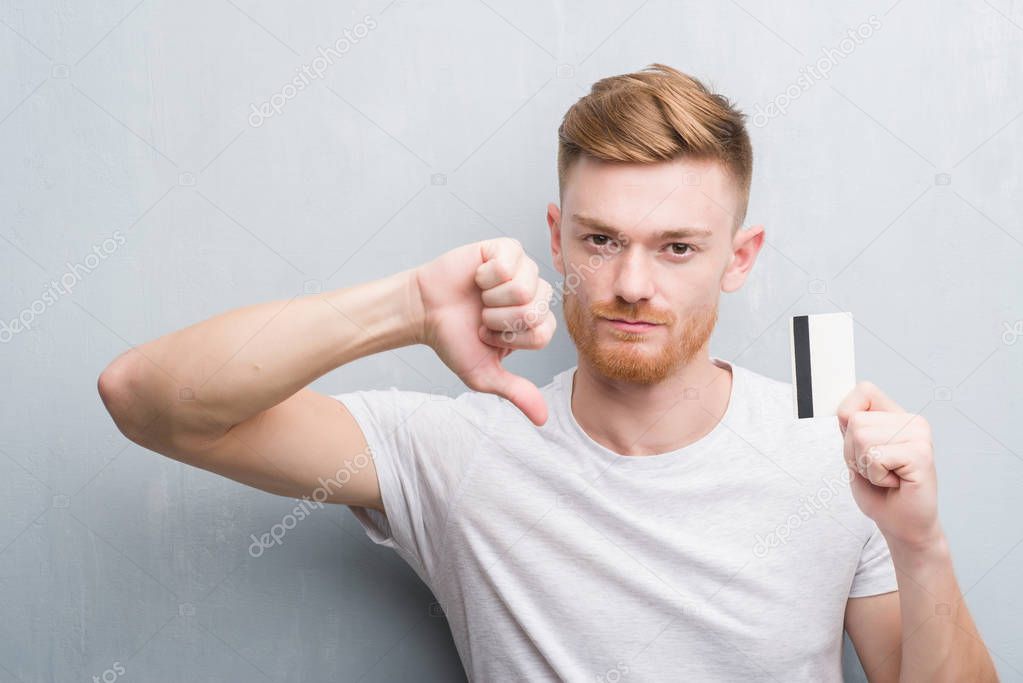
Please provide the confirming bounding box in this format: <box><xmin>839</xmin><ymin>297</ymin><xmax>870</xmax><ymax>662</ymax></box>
<box><xmin>837</xmin><ymin>382</ymin><xmax>999</xmax><ymax>683</ymax></box>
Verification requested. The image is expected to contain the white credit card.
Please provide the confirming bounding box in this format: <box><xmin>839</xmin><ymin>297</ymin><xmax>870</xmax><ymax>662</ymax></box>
<box><xmin>789</xmin><ymin>312</ymin><xmax>856</xmax><ymax>419</ymax></box>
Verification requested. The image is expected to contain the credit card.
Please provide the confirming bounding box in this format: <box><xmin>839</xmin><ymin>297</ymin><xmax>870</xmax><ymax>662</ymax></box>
<box><xmin>789</xmin><ymin>312</ymin><xmax>856</xmax><ymax>419</ymax></box>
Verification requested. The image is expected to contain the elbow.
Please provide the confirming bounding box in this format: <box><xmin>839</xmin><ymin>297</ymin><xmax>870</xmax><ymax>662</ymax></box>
<box><xmin>97</xmin><ymin>352</ymin><xmax>148</xmax><ymax>446</ymax></box>
<box><xmin>97</xmin><ymin>352</ymin><xmax>224</xmax><ymax>455</ymax></box>
<box><xmin>97</xmin><ymin>355</ymin><xmax>126</xmax><ymax>407</ymax></box>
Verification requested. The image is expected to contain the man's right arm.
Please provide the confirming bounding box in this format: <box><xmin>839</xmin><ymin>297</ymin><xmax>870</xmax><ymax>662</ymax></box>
<box><xmin>96</xmin><ymin>238</ymin><xmax>555</xmax><ymax>512</ymax></box>
<box><xmin>96</xmin><ymin>267</ymin><xmax>426</xmax><ymax>511</ymax></box>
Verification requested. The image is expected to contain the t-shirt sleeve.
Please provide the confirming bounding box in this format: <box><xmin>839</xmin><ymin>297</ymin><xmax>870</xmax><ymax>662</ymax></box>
<box><xmin>848</xmin><ymin>520</ymin><xmax>899</xmax><ymax>598</ymax></box>
<box><xmin>330</xmin><ymin>386</ymin><xmax>482</xmax><ymax>582</ymax></box>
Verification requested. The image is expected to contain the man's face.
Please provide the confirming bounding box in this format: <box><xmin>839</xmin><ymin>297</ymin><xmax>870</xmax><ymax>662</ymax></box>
<box><xmin>549</xmin><ymin>155</ymin><xmax>744</xmax><ymax>384</ymax></box>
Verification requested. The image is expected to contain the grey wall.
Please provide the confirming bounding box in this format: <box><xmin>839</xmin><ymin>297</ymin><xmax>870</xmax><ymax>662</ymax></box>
<box><xmin>1</xmin><ymin>0</ymin><xmax>1020</xmax><ymax>681</ymax></box>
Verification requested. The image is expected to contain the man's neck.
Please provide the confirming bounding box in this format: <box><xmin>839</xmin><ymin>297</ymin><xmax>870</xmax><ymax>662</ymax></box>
<box><xmin>570</xmin><ymin>352</ymin><xmax>733</xmax><ymax>457</ymax></box>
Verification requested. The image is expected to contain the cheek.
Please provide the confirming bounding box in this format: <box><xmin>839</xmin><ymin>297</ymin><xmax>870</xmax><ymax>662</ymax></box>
<box><xmin>561</xmin><ymin>281</ymin><xmax>589</xmax><ymax>315</ymax></box>
<box><xmin>660</xmin><ymin>275</ymin><xmax>719</xmax><ymax>314</ymax></box>
<box><xmin>672</xmin><ymin>261</ymin><xmax>721</xmax><ymax>295</ymax></box>
<box><xmin>568</xmin><ymin>267</ymin><xmax>609</xmax><ymax>302</ymax></box>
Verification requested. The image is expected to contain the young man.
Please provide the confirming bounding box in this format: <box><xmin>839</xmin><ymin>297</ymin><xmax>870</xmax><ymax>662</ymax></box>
<box><xmin>98</xmin><ymin>64</ymin><xmax>996</xmax><ymax>681</ymax></box>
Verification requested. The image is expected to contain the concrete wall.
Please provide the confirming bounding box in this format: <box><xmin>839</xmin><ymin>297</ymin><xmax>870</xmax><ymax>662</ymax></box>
<box><xmin>0</xmin><ymin>0</ymin><xmax>1020</xmax><ymax>680</ymax></box>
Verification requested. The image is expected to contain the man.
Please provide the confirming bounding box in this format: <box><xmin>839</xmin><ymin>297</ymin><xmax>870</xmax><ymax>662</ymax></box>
<box><xmin>97</xmin><ymin>64</ymin><xmax>997</xmax><ymax>681</ymax></box>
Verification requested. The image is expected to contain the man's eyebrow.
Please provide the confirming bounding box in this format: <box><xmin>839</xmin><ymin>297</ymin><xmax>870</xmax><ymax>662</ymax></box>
<box><xmin>571</xmin><ymin>213</ymin><xmax>712</xmax><ymax>240</ymax></box>
<box><xmin>655</xmin><ymin>227</ymin><xmax>713</xmax><ymax>240</ymax></box>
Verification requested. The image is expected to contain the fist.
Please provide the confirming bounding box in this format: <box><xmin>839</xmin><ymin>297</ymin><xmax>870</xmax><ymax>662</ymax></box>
<box><xmin>414</xmin><ymin>237</ymin><xmax>557</xmax><ymax>426</ymax></box>
<box><xmin>836</xmin><ymin>381</ymin><xmax>942</xmax><ymax>549</ymax></box>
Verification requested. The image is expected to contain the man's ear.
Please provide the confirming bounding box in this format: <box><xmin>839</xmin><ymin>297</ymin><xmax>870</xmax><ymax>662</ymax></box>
<box><xmin>547</xmin><ymin>202</ymin><xmax>565</xmax><ymax>277</ymax></box>
<box><xmin>721</xmin><ymin>224</ymin><xmax>765</xmax><ymax>293</ymax></box>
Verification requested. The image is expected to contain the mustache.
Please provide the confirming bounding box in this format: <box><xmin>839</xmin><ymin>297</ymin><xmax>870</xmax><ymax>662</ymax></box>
<box><xmin>589</xmin><ymin>301</ymin><xmax>675</xmax><ymax>325</ymax></box>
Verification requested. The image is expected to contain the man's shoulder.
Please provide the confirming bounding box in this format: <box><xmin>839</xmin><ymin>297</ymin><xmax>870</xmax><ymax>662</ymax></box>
<box><xmin>340</xmin><ymin>367</ymin><xmax>567</xmax><ymax>429</ymax></box>
<box><xmin>731</xmin><ymin>360</ymin><xmax>794</xmax><ymax>421</ymax></box>
<box><xmin>730</xmin><ymin>360</ymin><xmax>842</xmax><ymax>442</ymax></box>
<box><xmin>437</xmin><ymin>367</ymin><xmax>573</xmax><ymax>435</ymax></box>
<box><xmin>729</xmin><ymin>362</ymin><xmax>854</xmax><ymax>507</ymax></box>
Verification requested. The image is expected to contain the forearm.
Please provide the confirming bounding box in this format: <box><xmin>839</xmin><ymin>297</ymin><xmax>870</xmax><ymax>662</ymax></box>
<box><xmin>888</xmin><ymin>532</ymin><xmax>998</xmax><ymax>682</ymax></box>
<box><xmin>99</xmin><ymin>267</ymin><xmax>425</xmax><ymax>446</ymax></box>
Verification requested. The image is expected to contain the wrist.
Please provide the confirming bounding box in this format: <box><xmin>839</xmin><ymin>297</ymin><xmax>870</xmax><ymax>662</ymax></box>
<box><xmin>320</xmin><ymin>268</ymin><xmax>426</xmax><ymax>361</ymax></box>
<box><xmin>884</xmin><ymin>524</ymin><xmax>949</xmax><ymax>562</ymax></box>
<box><xmin>406</xmin><ymin>266</ymin><xmax>428</xmax><ymax>346</ymax></box>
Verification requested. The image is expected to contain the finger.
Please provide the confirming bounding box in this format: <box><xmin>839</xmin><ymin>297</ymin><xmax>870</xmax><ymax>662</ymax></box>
<box><xmin>481</xmin><ymin>279</ymin><xmax>553</xmax><ymax>332</ymax></box>
<box><xmin>473</xmin><ymin>363</ymin><xmax>549</xmax><ymax>426</ymax></box>
<box><xmin>855</xmin><ymin>443</ymin><xmax>920</xmax><ymax>488</ymax></box>
<box><xmin>841</xmin><ymin>410</ymin><xmax>929</xmax><ymax>443</ymax></box>
<box><xmin>837</xmin><ymin>381</ymin><xmax>905</xmax><ymax>434</ymax></box>
<box><xmin>848</xmin><ymin>457</ymin><xmax>900</xmax><ymax>489</ymax></box>
<box><xmin>850</xmin><ymin>442</ymin><xmax>896</xmax><ymax>487</ymax></box>
<box><xmin>476</xmin><ymin>238</ymin><xmax>523</xmax><ymax>290</ymax></box>
<box><xmin>480</xmin><ymin>260</ymin><xmax>540</xmax><ymax>307</ymax></box>
<box><xmin>842</xmin><ymin>424</ymin><xmax>862</xmax><ymax>473</ymax></box>
<box><xmin>843</xmin><ymin>422</ymin><xmax>896</xmax><ymax>471</ymax></box>
<box><xmin>479</xmin><ymin>313</ymin><xmax>556</xmax><ymax>350</ymax></box>
<box><xmin>481</xmin><ymin>301</ymin><xmax>549</xmax><ymax>332</ymax></box>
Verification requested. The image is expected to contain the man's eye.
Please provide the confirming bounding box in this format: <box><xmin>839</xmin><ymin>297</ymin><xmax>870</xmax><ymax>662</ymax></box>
<box><xmin>669</xmin><ymin>243</ymin><xmax>693</xmax><ymax>256</ymax></box>
<box><xmin>586</xmin><ymin>234</ymin><xmax>614</xmax><ymax>247</ymax></box>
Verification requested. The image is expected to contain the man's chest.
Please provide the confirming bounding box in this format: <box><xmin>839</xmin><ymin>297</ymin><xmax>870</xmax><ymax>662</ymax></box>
<box><xmin>433</xmin><ymin>457</ymin><xmax>858</xmax><ymax>664</ymax></box>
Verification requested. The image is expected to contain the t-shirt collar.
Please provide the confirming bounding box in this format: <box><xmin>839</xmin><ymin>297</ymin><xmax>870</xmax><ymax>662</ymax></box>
<box><xmin>553</xmin><ymin>356</ymin><xmax>743</xmax><ymax>470</ymax></box>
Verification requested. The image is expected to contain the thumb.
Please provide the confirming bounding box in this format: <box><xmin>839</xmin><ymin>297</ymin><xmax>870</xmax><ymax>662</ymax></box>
<box><xmin>474</xmin><ymin>363</ymin><xmax>549</xmax><ymax>427</ymax></box>
<box><xmin>837</xmin><ymin>380</ymin><xmax>904</xmax><ymax>435</ymax></box>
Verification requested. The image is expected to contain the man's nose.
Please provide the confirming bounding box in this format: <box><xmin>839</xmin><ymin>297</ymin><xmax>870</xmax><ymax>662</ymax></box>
<box><xmin>612</xmin><ymin>249</ymin><xmax>655</xmax><ymax>303</ymax></box>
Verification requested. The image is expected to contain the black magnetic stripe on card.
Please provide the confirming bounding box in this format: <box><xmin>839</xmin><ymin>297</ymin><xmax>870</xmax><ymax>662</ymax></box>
<box><xmin>793</xmin><ymin>315</ymin><xmax>814</xmax><ymax>418</ymax></box>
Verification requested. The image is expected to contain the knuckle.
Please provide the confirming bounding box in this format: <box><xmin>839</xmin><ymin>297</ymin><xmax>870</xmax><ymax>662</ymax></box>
<box><xmin>521</xmin><ymin>308</ymin><xmax>544</xmax><ymax>330</ymax></box>
<box><xmin>509</xmin><ymin>326</ymin><xmax>544</xmax><ymax>350</ymax></box>
<box><xmin>916</xmin><ymin>440</ymin><xmax>933</xmax><ymax>462</ymax></box>
<box><xmin>512</xmin><ymin>280</ymin><xmax>534</xmax><ymax>304</ymax></box>
<box><xmin>489</xmin><ymin>260</ymin><xmax>511</xmax><ymax>282</ymax></box>
<box><xmin>525</xmin><ymin>328</ymin><xmax>546</xmax><ymax>349</ymax></box>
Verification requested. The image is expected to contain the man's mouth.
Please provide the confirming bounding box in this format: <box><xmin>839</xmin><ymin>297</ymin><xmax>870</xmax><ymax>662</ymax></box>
<box><xmin>600</xmin><ymin>317</ymin><xmax>663</xmax><ymax>332</ymax></box>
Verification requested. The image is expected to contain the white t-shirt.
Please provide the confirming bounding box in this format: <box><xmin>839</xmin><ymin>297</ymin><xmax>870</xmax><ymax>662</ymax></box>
<box><xmin>331</xmin><ymin>356</ymin><xmax>898</xmax><ymax>681</ymax></box>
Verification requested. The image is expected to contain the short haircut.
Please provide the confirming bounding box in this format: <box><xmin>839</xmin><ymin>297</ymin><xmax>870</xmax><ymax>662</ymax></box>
<box><xmin>557</xmin><ymin>63</ymin><xmax>753</xmax><ymax>231</ymax></box>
